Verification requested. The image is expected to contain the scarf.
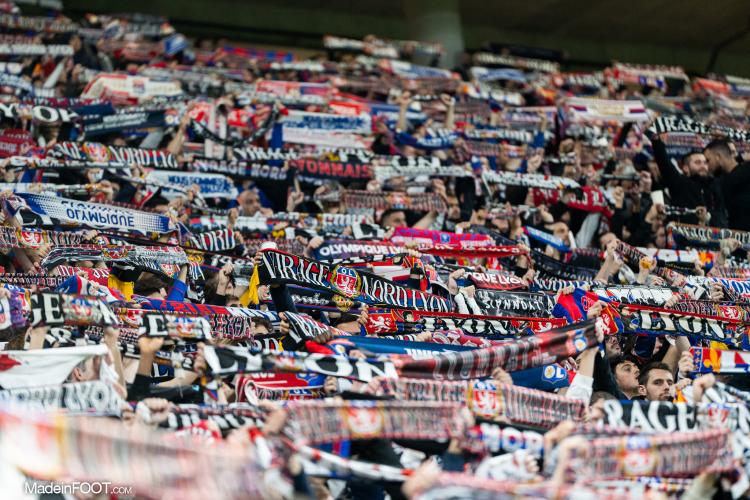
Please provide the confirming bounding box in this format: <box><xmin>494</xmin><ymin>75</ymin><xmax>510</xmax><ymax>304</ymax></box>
<box><xmin>186</xmin><ymin>228</ymin><xmax>237</xmax><ymax>253</ymax></box>
<box><xmin>669</xmin><ymin>221</ymin><xmax>750</xmax><ymax>248</ymax></box>
<box><xmin>237</xmin><ymin>372</ymin><xmax>326</xmax><ymax>402</ymax></box>
<box><xmin>616</xmin><ymin>240</ymin><xmax>686</xmax><ymax>287</ymax></box>
<box><xmin>533</xmin><ymin>186</ymin><xmax>614</xmax><ymax>218</ymax></box>
<box><xmin>563</xmin><ymin>428</ymin><xmax>732</xmax><ymax>479</ymax></box>
<box><xmin>564</xmin><ymin>97</ymin><xmax>649</xmax><ymax>123</ymax></box>
<box><xmin>668</xmin><ymin>299</ymin><xmax>750</xmax><ymax>323</ymax></box>
<box><xmin>30</xmin><ymin>292</ymin><xmax>119</xmax><ymax>328</ymax></box>
<box><xmin>483</xmin><ymin>170</ymin><xmax>580</xmax><ymax>190</ymax></box>
<box><xmin>50</xmin><ymin>141</ymin><xmax>179</xmax><ymax>169</ymax></box>
<box><xmin>524</xmin><ymin>225</ymin><xmax>570</xmax><ymax>252</ymax></box>
<box><xmin>650</xmin><ymin>115</ymin><xmax>750</xmax><ymax>143</ymax></box>
<box><xmin>468</xmin><ymin>272</ymin><xmax>528</xmax><ymax>290</ymax></box>
<box><xmin>692</xmin><ymin>347</ymin><xmax>750</xmax><ymax>374</ymax></box>
<box><xmin>282</xmin><ymin>110</ymin><xmax>371</xmax><ymax>134</ymax></box>
<box><xmin>145</xmin><ymin>170</ymin><xmax>238</xmax><ymax>200</ymax></box>
<box><xmin>591</xmin><ymin>284</ymin><xmax>675</xmax><ymax>306</ymax></box>
<box><xmin>474</xmin><ymin>289</ymin><xmax>555</xmax><ymax>316</ymax></box>
<box><xmin>391</xmin><ymin>226</ymin><xmax>492</xmax><ymax>247</ymax></box>
<box><xmin>161</xmin><ymin>405</ymin><xmax>264</xmax><ymax>433</ymax></box>
<box><xmin>41</xmin><ymin>244</ymin><xmax>190</xmax><ymax>279</ymax></box>
<box><xmin>473</xmin><ymin>52</ymin><xmax>560</xmax><ymax>73</ymax></box>
<box><xmin>192</xmin><ymin>157</ymin><xmax>292</xmax><ymax>182</ymax></box>
<box><xmin>0</xmin><ymin>273</ymin><xmax>67</xmax><ymax>288</ymax></box>
<box><xmin>369</xmin><ymin>378</ymin><xmax>584</xmax><ymax>427</ymax></box>
<box><xmin>84</xmin><ymin>109</ymin><xmax>169</xmax><ymax>137</ymax></box>
<box><xmin>0</xmin><ymin>102</ymin><xmax>78</xmax><ymax>124</ymax></box>
<box><xmin>599</xmin><ymin>400</ymin><xmax>729</xmax><ymax>432</ymax></box>
<box><xmin>314</xmin><ymin>240</ymin><xmax>406</xmax><ymax>260</ymax></box>
<box><xmin>0</xmin><ymin>380</ymin><xmax>122</xmax><ymax>416</ymax></box>
<box><xmin>8</xmin><ymin>193</ymin><xmax>175</xmax><ymax>235</ymax></box>
<box><xmin>467</xmin><ymin>420</ymin><xmax>544</xmax><ymax>457</ymax></box>
<box><xmin>372</xmin><ymin>164</ymin><xmax>471</xmax><ymax>181</ymax></box>
<box><xmin>233</xmin><ymin>146</ymin><xmax>300</xmax><ymax>162</ymax></box>
<box><xmin>0</xmin><ymin>409</ymin><xmax>268</xmax><ymax>499</ymax></box>
<box><xmin>0</xmin><ymin>225</ymin><xmax>85</xmax><ymax>248</ymax></box>
<box><xmin>625</xmin><ymin>308</ymin><xmax>745</xmax><ymax>346</ymax></box>
<box><xmin>395</xmin><ymin>320</ymin><xmax>598</xmax><ymax>379</ymax></box>
<box><xmin>531</xmin><ymin>249</ymin><xmax>600</xmax><ymax>281</ymax></box>
<box><xmin>258</xmin><ymin>249</ymin><xmax>452</xmax><ymax>312</ymax></box>
<box><xmin>284</xmin><ymin>400</ymin><xmax>464</xmax><ymax>445</ymax></box>
<box><xmin>340</xmin><ymin>189</ymin><xmax>446</xmax><ymax>212</ymax></box>
<box><xmin>197</xmin><ymin>345</ymin><xmax>398</xmax><ymax>382</ymax></box>
<box><xmin>0</xmin><ymin>344</ymin><xmax>108</xmax><ymax>389</ymax></box>
<box><xmin>192</xmin><ymin>212</ymin><xmax>373</xmax><ymax>233</ymax></box>
<box><xmin>288</xmin><ymin>158</ymin><xmax>372</xmax><ymax>180</ymax></box>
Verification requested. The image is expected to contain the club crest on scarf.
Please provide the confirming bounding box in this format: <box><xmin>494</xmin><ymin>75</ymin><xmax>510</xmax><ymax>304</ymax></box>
<box><xmin>621</xmin><ymin>436</ymin><xmax>658</xmax><ymax>476</ymax></box>
<box><xmin>342</xmin><ymin>404</ymin><xmax>385</xmax><ymax>438</ymax></box>
<box><xmin>331</xmin><ymin>265</ymin><xmax>361</xmax><ymax>299</ymax></box>
<box><xmin>102</xmin><ymin>246</ymin><xmax>130</xmax><ymax>260</ymax></box>
<box><xmin>17</xmin><ymin>229</ymin><xmax>44</xmax><ymax>247</ymax></box>
<box><xmin>467</xmin><ymin>380</ymin><xmax>501</xmax><ymax>418</ymax></box>
<box><xmin>82</xmin><ymin>142</ymin><xmax>112</xmax><ymax>163</ymax></box>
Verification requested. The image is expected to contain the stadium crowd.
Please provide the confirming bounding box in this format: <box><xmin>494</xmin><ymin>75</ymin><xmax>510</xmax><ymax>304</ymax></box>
<box><xmin>0</xmin><ymin>1</ymin><xmax>749</xmax><ymax>499</ymax></box>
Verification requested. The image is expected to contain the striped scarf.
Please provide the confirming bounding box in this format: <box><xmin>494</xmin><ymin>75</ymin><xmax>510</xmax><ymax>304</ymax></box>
<box><xmin>340</xmin><ymin>189</ymin><xmax>447</xmax><ymax>212</ymax></box>
<box><xmin>284</xmin><ymin>400</ymin><xmax>465</xmax><ymax>445</ymax></box>
<box><xmin>367</xmin><ymin>378</ymin><xmax>585</xmax><ymax>427</ymax></box>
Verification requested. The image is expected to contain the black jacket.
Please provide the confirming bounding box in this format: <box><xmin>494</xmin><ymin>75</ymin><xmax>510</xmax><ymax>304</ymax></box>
<box><xmin>652</xmin><ymin>139</ymin><xmax>727</xmax><ymax>227</ymax></box>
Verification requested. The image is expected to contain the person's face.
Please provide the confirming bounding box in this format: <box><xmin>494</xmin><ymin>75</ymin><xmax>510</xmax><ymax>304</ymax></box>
<box><xmin>446</xmin><ymin>196</ymin><xmax>460</xmax><ymax>220</ymax></box>
<box><xmin>703</xmin><ymin>149</ymin><xmax>724</xmax><ymax>174</ymax></box>
<box><xmin>614</xmin><ymin>361</ymin><xmax>640</xmax><ymax>392</ymax></box>
<box><xmin>551</xmin><ymin>222</ymin><xmax>569</xmax><ymax>242</ymax></box>
<box><xmin>684</xmin><ymin>153</ymin><xmax>708</xmax><ymax>177</ymax></box>
<box><xmin>73</xmin><ymin>357</ymin><xmax>99</xmax><ymax>382</ymax></box>
<box><xmin>239</xmin><ymin>191</ymin><xmax>261</xmax><ymax>216</ymax></box>
<box><xmin>382</xmin><ymin>210</ymin><xmax>407</xmax><ymax>228</ymax></box>
<box><xmin>605</xmin><ymin>335</ymin><xmax>622</xmax><ymax>357</ymax></box>
<box><xmin>587</xmin><ymin>398</ymin><xmax>607</xmax><ymax>422</ymax></box>
<box><xmin>599</xmin><ymin>232</ymin><xmax>616</xmax><ymax>250</ymax></box>
<box><xmin>251</xmin><ymin>321</ymin><xmax>270</xmax><ymax>335</ymax></box>
<box><xmin>655</xmin><ymin>226</ymin><xmax>666</xmax><ymax>248</ymax></box>
<box><xmin>562</xmin><ymin>164</ymin><xmax>577</xmax><ymax>179</ymax></box>
<box><xmin>640</xmin><ymin>369</ymin><xmax>674</xmax><ymax>401</ymax></box>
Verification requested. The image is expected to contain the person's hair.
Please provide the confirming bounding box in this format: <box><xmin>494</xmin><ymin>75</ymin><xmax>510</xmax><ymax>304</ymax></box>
<box><xmin>202</xmin><ymin>269</ymin><xmax>220</xmax><ymax>304</ymax></box>
<box><xmin>378</xmin><ymin>208</ymin><xmax>405</xmax><ymax>225</ymax></box>
<box><xmin>252</xmin><ymin>318</ymin><xmax>273</xmax><ymax>332</ymax></box>
<box><xmin>704</xmin><ymin>139</ymin><xmax>733</xmax><ymax>158</ymax></box>
<box><xmin>608</xmin><ymin>354</ymin><xmax>640</xmax><ymax>373</ymax></box>
<box><xmin>590</xmin><ymin>391</ymin><xmax>617</xmax><ymax>404</ymax></box>
<box><xmin>679</xmin><ymin>151</ymin><xmax>702</xmax><ymax>167</ymax></box>
<box><xmin>637</xmin><ymin>362</ymin><xmax>671</xmax><ymax>386</ymax></box>
<box><xmin>133</xmin><ymin>273</ymin><xmax>172</xmax><ymax>296</ymax></box>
